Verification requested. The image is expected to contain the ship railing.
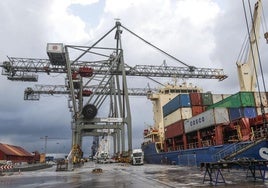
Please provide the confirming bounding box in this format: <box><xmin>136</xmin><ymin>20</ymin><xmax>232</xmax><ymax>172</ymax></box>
<box><xmin>170</xmin><ymin>145</ymin><xmax>184</xmax><ymax>151</ymax></box>
<box><xmin>202</xmin><ymin>140</ymin><xmax>212</xmax><ymax>147</ymax></box>
<box><xmin>188</xmin><ymin>142</ymin><xmax>198</xmax><ymax>149</ymax></box>
<box><xmin>213</xmin><ymin>141</ymin><xmax>251</xmax><ymax>161</ymax></box>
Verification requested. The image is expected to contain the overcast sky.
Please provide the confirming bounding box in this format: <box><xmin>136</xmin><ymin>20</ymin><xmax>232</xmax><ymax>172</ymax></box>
<box><xmin>0</xmin><ymin>0</ymin><xmax>268</xmax><ymax>156</ymax></box>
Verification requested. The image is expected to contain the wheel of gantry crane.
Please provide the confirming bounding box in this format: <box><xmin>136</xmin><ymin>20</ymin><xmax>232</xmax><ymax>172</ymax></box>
<box><xmin>82</xmin><ymin>104</ymin><xmax>98</xmax><ymax>119</ymax></box>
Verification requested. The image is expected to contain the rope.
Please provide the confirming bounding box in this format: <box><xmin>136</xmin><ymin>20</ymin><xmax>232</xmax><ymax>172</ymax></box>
<box><xmin>120</xmin><ymin>25</ymin><xmax>195</xmax><ymax>70</ymax></box>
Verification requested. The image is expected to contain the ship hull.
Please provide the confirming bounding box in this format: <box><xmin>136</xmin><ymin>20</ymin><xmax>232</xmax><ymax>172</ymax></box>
<box><xmin>142</xmin><ymin>139</ymin><xmax>268</xmax><ymax>166</ymax></box>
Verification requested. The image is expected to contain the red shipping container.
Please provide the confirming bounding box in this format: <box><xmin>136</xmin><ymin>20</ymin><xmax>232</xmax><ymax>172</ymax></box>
<box><xmin>190</xmin><ymin>93</ymin><xmax>202</xmax><ymax>106</ymax></box>
<box><xmin>191</xmin><ymin>106</ymin><xmax>204</xmax><ymax>116</ymax></box>
<box><xmin>165</xmin><ymin>120</ymin><xmax>184</xmax><ymax>138</ymax></box>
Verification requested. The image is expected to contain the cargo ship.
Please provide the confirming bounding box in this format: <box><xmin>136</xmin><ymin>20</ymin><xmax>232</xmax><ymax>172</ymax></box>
<box><xmin>141</xmin><ymin>0</ymin><xmax>268</xmax><ymax>166</ymax></box>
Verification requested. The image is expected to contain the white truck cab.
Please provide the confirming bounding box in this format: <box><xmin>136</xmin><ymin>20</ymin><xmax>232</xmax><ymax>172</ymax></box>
<box><xmin>131</xmin><ymin>149</ymin><xmax>144</xmax><ymax>165</ymax></box>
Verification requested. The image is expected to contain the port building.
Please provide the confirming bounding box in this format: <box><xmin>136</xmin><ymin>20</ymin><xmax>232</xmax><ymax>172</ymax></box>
<box><xmin>0</xmin><ymin>143</ymin><xmax>34</xmax><ymax>163</ymax></box>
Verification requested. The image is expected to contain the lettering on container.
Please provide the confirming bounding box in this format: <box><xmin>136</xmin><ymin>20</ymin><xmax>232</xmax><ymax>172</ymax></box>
<box><xmin>189</xmin><ymin>116</ymin><xmax>205</xmax><ymax>126</ymax></box>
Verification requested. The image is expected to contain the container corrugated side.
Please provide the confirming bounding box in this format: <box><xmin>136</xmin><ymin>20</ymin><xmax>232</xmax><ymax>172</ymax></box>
<box><xmin>190</xmin><ymin>93</ymin><xmax>202</xmax><ymax>106</ymax></box>
<box><xmin>212</xmin><ymin>94</ymin><xmax>223</xmax><ymax>104</ymax></box>
<box><xmin>165</xmin><ymin>120</ymin><xmax>184</xmax><ymax>138</ymax></box>
<box><xmin>254</xmin><ymin>92</ymin><xmax>268</xmax><ymax>107</ymax></box>
<box><xmin>192</xmin><ymin>106</ymin><xmax>205</xmax><ymax>116</ymax></box>
<box><xmin>162</xmin><ymin>95</ymin><xmax>180</xmax><ymax>117</ymax></box>
<box><xmin>256</xmin><ymin>107</ymin><xmax>268</xmax><ymax>115</ymax></box>
<box><xmin>181</xmin><ymin>107</ymin><xmax>193</xmax><ymax>119</ymax></box>
<box><xmin>207</xmin><ymin>92</ymin><xmax>255</xmax><ymax>110</ymax></box>
<box><xmin>163</xmin><ymin>109</ymin><xmax>182</xmax><ymax>127</ymax></box>
<box><xmin>228</xmin><ymin>107</ymin><xmax>257</xmax><ymax>121</ymax></box>
<box><xmin>179</xmin><ymin>94</ymin><xmax>191</xmax><ymax>107</ymax></box>
<box><xmin>201</xmin><ymin>93</ymin><xmax>213</xmax><ymax>106</ymax></box>
<box><xmin>184</xmin><ymin>108</ymin><xmax>229</xmax><ymax>134</ymax></box>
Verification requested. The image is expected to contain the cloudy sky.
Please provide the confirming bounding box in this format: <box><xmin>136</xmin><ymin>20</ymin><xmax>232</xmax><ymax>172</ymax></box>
<box><xmin>0</xmin><ymin>0</ymin><xmax>268</xmax><ymax>156</ymax></box>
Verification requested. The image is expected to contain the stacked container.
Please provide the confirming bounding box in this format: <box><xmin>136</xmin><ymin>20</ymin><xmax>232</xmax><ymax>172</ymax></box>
<box><xmin>162</xmin><ymin>95</ymin><xmax>180</xmax><ymax>117</ymax></box>
<box><xmin>164</xmin><ymin>120</ymin><xmax>184</xmax><ymax>138</ymax></box>
<box><xmin>207</xmin><ymin>91</ymin><xmax>255</xmax><ymax>110</ymax></box>
<box><xmin>184</xmin><ymin>108</ymin><xmax>230</xmax><ymax>134</ymax></box>
<box><xmin>189</xmin><ymin>93</ymin><xmax>205</xmax><ymax>118</ymax></box>
<box><xmin>228</xmin><ymin>107</ymin><xmax>257</xmax><ymax>121</ymax></box>
<box><xmin>201</xmin><ymin>93</ymin><xmax>213</xmax><ymax>106</ymax></box>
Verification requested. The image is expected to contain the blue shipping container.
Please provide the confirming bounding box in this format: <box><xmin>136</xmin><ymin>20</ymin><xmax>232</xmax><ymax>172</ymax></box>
<box><xmin>179</xmin><ymin>94</ymin><xmax>191</xmax><ymax>107</ymax></box>
<box><xmin>229</xmin><ymin>107</ymin><xmax>257</xmax><ymax>121</ymax></box>
<box><xmin>163</xmin><ymin>95</ymin><xmax>180</xmax><ymax>117</ymax></box>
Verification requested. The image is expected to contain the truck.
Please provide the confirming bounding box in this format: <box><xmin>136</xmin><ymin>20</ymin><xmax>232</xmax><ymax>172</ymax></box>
<box><xmin>131</xmin><ymin>149</ymin><xmax>144</xmax><ymax>165</ymax></box>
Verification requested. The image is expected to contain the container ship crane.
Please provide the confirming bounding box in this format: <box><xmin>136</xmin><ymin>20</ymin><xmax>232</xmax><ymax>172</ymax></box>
<box><xmin>237</xmin><ymin>0</ymin><xmax>267</xmax><ymax>92</ymax></box>
<box><xmin>0</xmin><ymin>21</ymin><xmax>227</xmax><ymax>165</ymax></box>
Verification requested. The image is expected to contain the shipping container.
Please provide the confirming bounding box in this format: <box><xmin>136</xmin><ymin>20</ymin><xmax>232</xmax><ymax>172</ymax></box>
<box><xmin>162</xmin><ymin>95</ymin><xmax>180</xmax><ymax>117</ymax></box>
<box><xmin>222</xmin><ymin>94</ymin><xmax>232</xmax><ymax>99</ymax></box>
<box><xmin>201</xmin><ymin>93</ymin><xmax>213</xmax><ymax>106</ymax></box>
<box><xmin>207</xmin><ymin>92</ymin><xmax>255</xmax><ymax>110</ymax></box>
<box><xmin>184</xmin><ymin>108</ymin><xmax>230</xmax><ymax>134</ymax></box>
<box><xmin>163</xmin><ymin>109</ymin><xmax>182</xmax><ymax>127</ymax></box>
<box><xmin>164</xmin><ymin>120</ymin><xmax>184</xmax><ymax>138</ymax></box>
<box><xmin>212</xmin><ymin>94</ymin><xmax>223</xmax><ymax>104</ymax></box>
<box><xmin>192</xmin><ymin>106</ymin><xmax>205</xmax><ymax>116</ymax></box>
<box><xmin>190</xmin><ymin>93</ymin><xmax>202</xmax><ymax>106</ymax></box>
<box><xmin>228</xmin><ymin>107</ymin><xmax>257</xmax><ymax>121</ymax></box>
<box><xmin>181</xmin><ymin>107</ymin><xmax>193</xmax><ymax>119</ymax></box>
<box><xmin>256</xmin><ymin>107</ymin><xmax>268</xmax><ymax>115</ymax></box>
<box><xmin>254</xmin><ymin>92</ymin><xmax>268</xmax><ymax>107</ymax></box>
<box><xmin>179</xmin><ymin>94</ymin><xmax>191</xmax><ymax>107</ymax></box>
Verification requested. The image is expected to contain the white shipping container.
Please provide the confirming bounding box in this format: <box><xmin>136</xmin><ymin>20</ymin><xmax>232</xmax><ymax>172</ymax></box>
<box><xmin>222</xmin><ymin>94</ymin><xmax>232</xmax><ymax>99</ymax></box>
<box><xmin>212</xmin><ymin>94</ymin><xmax>223</xmax><ymax>104</ymax></box>
<box><xmin>184</xmin><ymin>108</ymin><xmax>230</xmax><ymax>133</ymax></box>
<box><xmin>163</xmin><ymin>109</ymin><xmax>182</xmax><ymax>127</ymax></box>
<box><xmin>254</xmin><ymin>92</ymin><xmax>268</xmax><ymax>107</ymax></box>
<box><xmin>181</xmin><ymin>107</ymin><xmax>192</xmax><ymax>119</ymax></box>
<box><xmin>256</xmin><ymin>107</ymin><xmax>268</xmax><ymax>115</ymax></box>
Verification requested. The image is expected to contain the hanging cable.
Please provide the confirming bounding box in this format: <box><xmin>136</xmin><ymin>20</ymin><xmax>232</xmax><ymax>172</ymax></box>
<box><xmin>120</xmin><ymin>24</ymin><xmax>195</xmax><ymax>71</ymax></box>
<box><xmin>236</xmin><ymin>34</ymin><xmax>249</xmax><ymax>63</ymax></box>
<box><xmin>247</xmin><ymin>0</ymin><xmax>267</xmax><ymax>93</ymax></box>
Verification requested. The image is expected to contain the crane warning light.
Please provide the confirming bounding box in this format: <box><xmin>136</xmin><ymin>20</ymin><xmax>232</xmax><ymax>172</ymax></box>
<box><xmin>78</xmin><ymin>67</ymin><xmax>93</xmax><ymax>77</ymax></box>
<box><xmin>82</xmin><ymin>89</ymin><xmax>93</xmax><ymax>96</ymax></box>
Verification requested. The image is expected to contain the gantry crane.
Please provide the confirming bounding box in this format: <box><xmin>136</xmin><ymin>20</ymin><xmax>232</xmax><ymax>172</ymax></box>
<box><xmin>0</xmin><ymin>21</ymin><xmax>227</xmax><ymax>164</ymax></box>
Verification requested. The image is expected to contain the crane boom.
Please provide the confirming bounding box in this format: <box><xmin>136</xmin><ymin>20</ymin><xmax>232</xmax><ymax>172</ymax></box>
<box><xmin>237</xmin><ymin>0</ymin><xmax>262</xmax><ymax>91</ymax></box>
<box><xmin>24</xmin><ymin>84</ymin><xmax>158</xmax><ymax>100</ymax></box>
<box><xmin>0</xmin><ymin>56</ymin><xmax>227</xmax><ymax>81</ymax></box>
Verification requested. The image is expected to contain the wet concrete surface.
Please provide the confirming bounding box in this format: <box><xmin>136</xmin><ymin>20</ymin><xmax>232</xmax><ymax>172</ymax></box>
<box><xmin>1</xmin><ymin>162</ymin><xmax>268</xmax><ymax>188</ymax></box>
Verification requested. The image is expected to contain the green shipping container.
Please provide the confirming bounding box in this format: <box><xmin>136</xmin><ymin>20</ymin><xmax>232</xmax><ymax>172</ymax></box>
<box><xmin>201</xmin><ymin>93</ymin><xmax>213</xmax><ymax>106</ymax></box>
<box><xmin>207</xmin><ymin>92</ymin><xmax>255</xmax><ymax>110</ymax></box>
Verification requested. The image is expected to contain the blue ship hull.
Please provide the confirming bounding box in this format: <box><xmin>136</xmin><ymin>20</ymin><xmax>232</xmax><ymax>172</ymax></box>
<box><xmin>142</xmin><ymin>139</ymin><xmax>268</xmax><ymax>166</ymax></box>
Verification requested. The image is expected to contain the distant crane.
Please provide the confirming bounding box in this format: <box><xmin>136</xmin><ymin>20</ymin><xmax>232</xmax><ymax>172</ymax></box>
<box><xmin>40</xmin><ymin>136</ymin><xmax>69</xmax><ymax>154</ymax></box>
